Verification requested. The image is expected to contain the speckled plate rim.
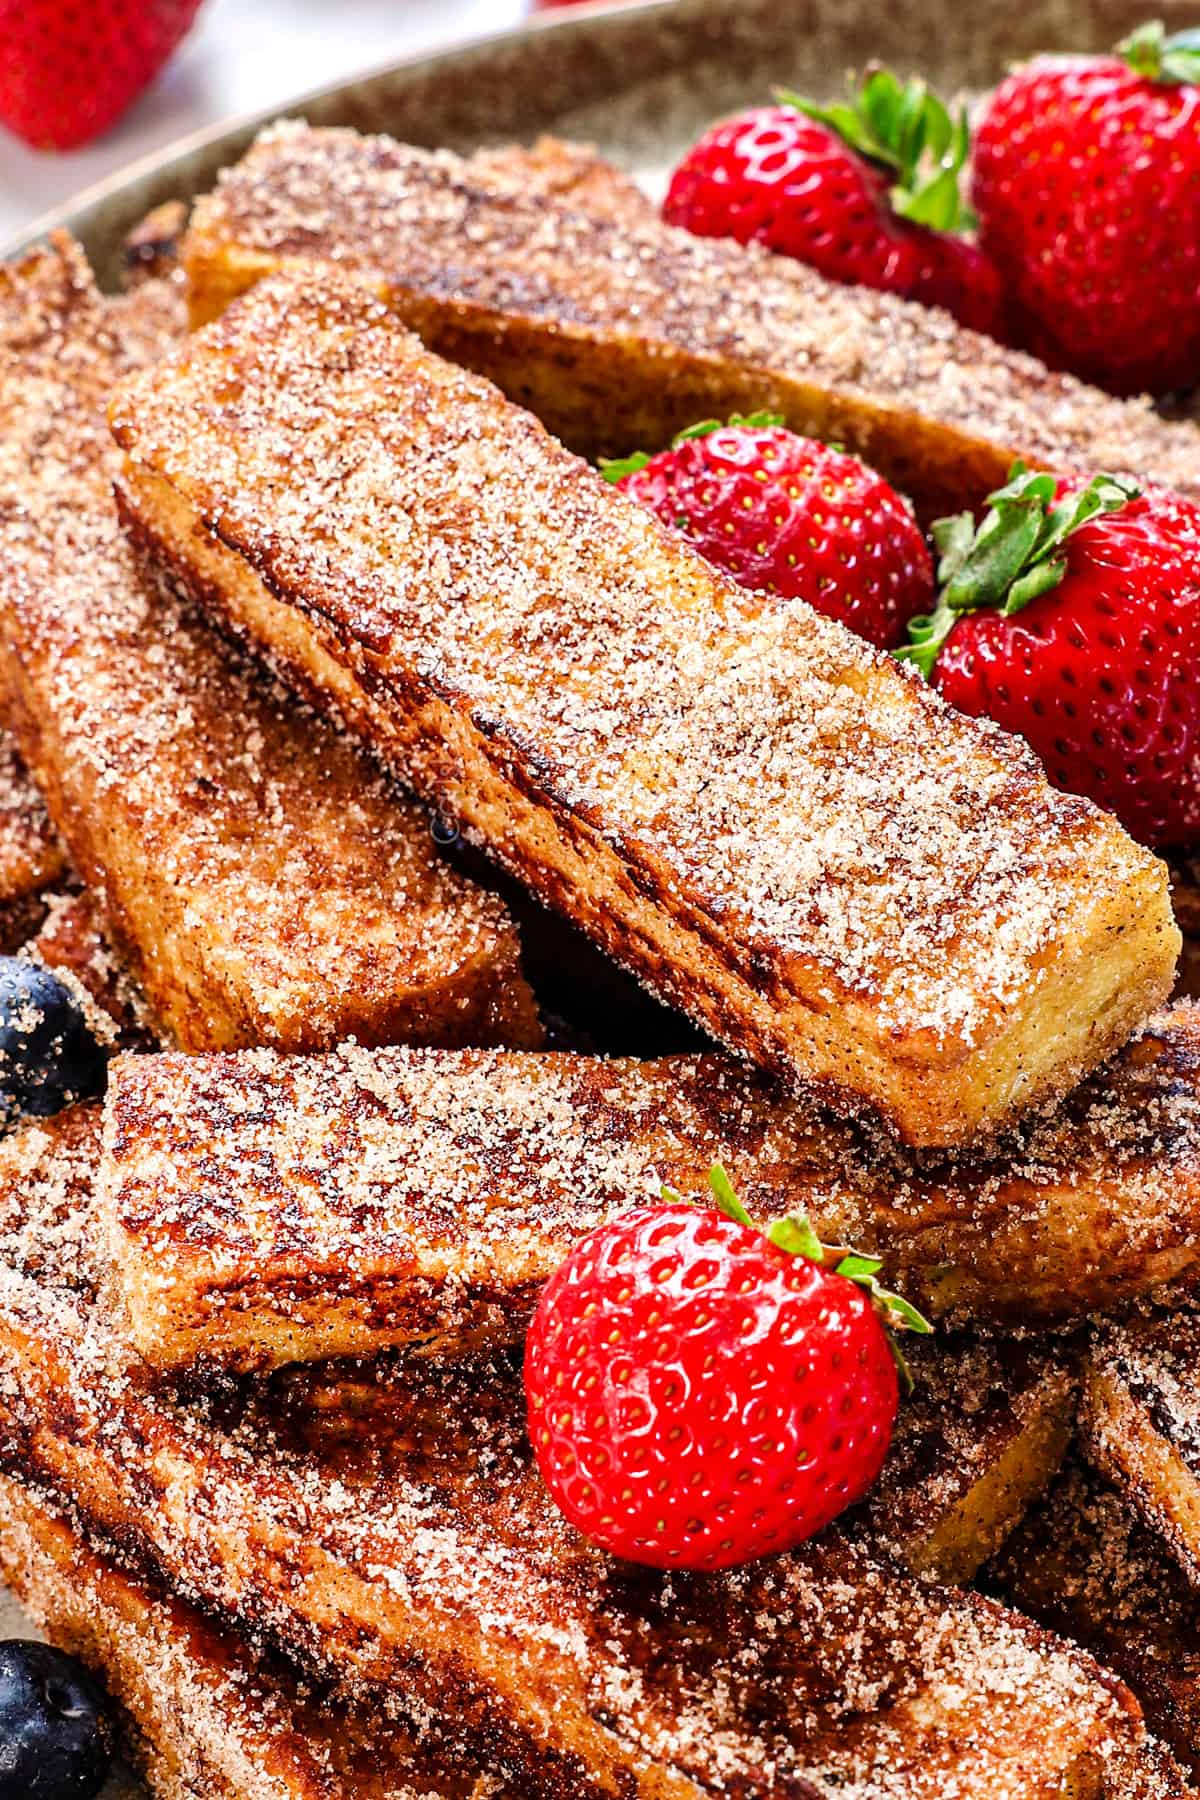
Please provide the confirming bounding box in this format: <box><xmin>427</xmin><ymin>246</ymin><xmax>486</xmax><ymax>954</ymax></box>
<box><xmin>8</xmin><ymin>0</ymin><xmax>1182</xmax><ymax>288</ymax></box>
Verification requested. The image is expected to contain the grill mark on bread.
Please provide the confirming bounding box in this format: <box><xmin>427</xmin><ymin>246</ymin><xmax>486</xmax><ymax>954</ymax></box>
<box><xmin>111</xmin><ymin>266</ymin><xmax>1177</xmax><ymax>1145</ymax></box>
<box><xmin>97</xmin><ymin>1006</ymin><xmax>1200</xmax><ymax>1373</ymax></box>
<box><xmin>0</xmin><ymin>236</ymin><xmax>539</xmax><ymax>1054</ymax></box>
<box><xmin>0</xmin><ymin>1109</ymin><xmax>1144</xmax><ymax>1800</ymax></box>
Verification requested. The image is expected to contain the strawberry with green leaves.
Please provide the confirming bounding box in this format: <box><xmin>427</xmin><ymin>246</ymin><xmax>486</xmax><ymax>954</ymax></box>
<box><xmin>973</xmin><ymin>22</ymin><xmax>1200</xmax><ymax>394</ymax></box>
<box><xmin>604</xmin><ymin>414</ymin><xmax>933</xmax><ymax>649</ymax></box>
<box><xmin>900</xmin><ymin>465</ymin><xmax>1200</xmax><ymax>848</ymax></box>
<box><xmin>525</xmin><ymin>1166</ymin><xmax>929</xmax><ymax>1572</ymax></box>
<box><xmin>663</xmin><ymin>69</ymin><xmax>1006</xmax><ymax>337</ymax></box>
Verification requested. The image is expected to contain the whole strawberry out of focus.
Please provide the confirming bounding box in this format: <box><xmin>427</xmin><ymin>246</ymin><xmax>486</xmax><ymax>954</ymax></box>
<box><xmin>526</xmin><ymin>1166</ymin><xmax>929</xmax><ymax>1571</ymax></box>
<box><xmin>0</xmin><ymin>0</ymin><xmax>203</xmax><ymax>151</ymax></box>
<box><xmin>663</xmin><ymin>71</ymin><xmax>1007</xmax><ymax>339</ymax></box>
<box><xmin>603</xmin><ymin>415</ymin><xmax>933</xmax><ymax>650</ymax></box>
<box><xmin>901</xmin><ymin>467</ymin><xmax>1200</xmax><ymax>849</ymax></box>
<box><xmin>973</xmin><ymin>22</ymin><xmax>1200</xmax><ymax>396</ymax></box>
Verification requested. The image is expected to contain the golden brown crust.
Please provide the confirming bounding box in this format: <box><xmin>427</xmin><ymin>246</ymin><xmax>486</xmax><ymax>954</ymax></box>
<box><xmin>990</xmin><ymin>1460</ymin><xmax>1200</xmax><ymax>1785</ymax></box>
<box><xmin>1082</xmin><ymin>1311</ymin><xmax>1200</xmax><ymax>1588</ymax></box>
<box><xmin>0</xmin><ymin>1109</ymin><xmax>1142</xmax><ymax>1800</ymax></box>
<box><xmin>0</xmin><ymin>1477</ymin><xmax>507</xmax><ymax>1800</ymax></box>
<box><xmin>98</xmin><ymin>1007</ymin><xmax>1200</xmax><ymax>1373</ymax></box>
<box><xmin>0</xmin><ymin>686</ymin><xmax>66</xmax><ymax>920</ymax></box>
<box><xmin>0</xmin><ymin>235</ymin><xmax>539</xmax><ymax>1054</ymax></box>
<box><xmin>183</xmin><ymin>125</ymin><xmax>1200</xmax><ymax>522</ymax></box>
<box><xmin>856</xmin><ymin>1338</ymin><xmax>1076</xmax><ymax>1584</ymax></box>
<box><xmin>112</xmin><ymin>266</ymin><xmax>1177</xmax><ymax>1145</ymax></box>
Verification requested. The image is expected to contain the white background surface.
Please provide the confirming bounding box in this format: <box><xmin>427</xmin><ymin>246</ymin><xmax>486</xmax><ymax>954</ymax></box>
<box><xmin>0</xmin><ymin>0</ymin><xmax>531</xmax><ymax>244</ymax></box>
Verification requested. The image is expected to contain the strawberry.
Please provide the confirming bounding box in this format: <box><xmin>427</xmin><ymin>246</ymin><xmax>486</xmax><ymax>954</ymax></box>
<box><xmin>603</xmin><ymin>415</ymin><xmax>933</xmax><ymax>649</ymax></box>
<box><xmin>525</xmin><ymin>1166</ymin><xmax>928</xmax><ymax>1571</ymax></box>
<box><xmin>663</xmin><ymin>71</ymin><xmax>1007</xmax><ymax>338</ymax></box>
<box><xmin>973</xmin><ymin>23</ymin><xmax>1200</xmax><ymax>395</ymax></box>
<box><xmin>0</xmin><ymin>0</ymin><xmax>203</xmax><ymax>152</ymax></box>
<box><xmin>899</xmin><ymin>465</ymin><xmax>1200</xmax><ymax>848</ymax></box>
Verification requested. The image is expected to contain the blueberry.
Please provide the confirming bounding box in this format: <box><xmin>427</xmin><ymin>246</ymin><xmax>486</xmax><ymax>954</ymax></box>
<box><xmin>0</xmin><ymin>1640</ymin><xmax>114</xmax><ymax>1799</ymax></box>
<box><xmin>0</xmin><ymin>961</ymin><xmax>107</xmax><ymax>1129</ymax></box>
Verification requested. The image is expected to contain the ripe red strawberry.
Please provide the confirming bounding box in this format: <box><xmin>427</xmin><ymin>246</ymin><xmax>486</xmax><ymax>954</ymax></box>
<box><xmin>0</xmin><ymin>0</ymin><xmax>203</xmax><ymax>152</ymax></box>
<box><xmin>973</xmin><ymin>23</ymin><xmax>1200</xmax><ymax>394</ymax></box>
<box><xmin>899</xmin><ymin>465</ymin><xmax>1200</xmax><ymax>848</ymax></box>
<box><xmin>663</xmin><ymin>72</ymin><xmax>1007</xmax><ymax>339</ymax></box>
<box><xmin>603</xmin><ymin>415</ymin><xmax>933</xmax><ymax>649</ymax></box>
<box><xmin>525</xmin><ymin>1167</ymin><xmax>928</xmax><ymax>1571</ymax></box>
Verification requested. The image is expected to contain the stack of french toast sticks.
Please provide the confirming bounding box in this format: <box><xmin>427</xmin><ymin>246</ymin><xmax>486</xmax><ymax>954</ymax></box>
<box><xmin>3</xmin><ymin>124</ymin><xmax>1200</xmax><ymax>1799</ymax></box>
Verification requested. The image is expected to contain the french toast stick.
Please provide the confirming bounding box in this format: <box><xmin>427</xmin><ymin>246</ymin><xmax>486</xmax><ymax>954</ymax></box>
<box><xmin>989</xmin><ymin>1459</ymin><xmax>1200</xmax><ymax>1785</ymax></box>
<box><xmin>0</xmin><ymin>695</ymin><xmax>66</xmax><ymax>951</ymax></box>
<box><xmin>27</xmin><ymin>891</ymin><xmax>157</xmax><ymax>1051</ymax></box>
<box><xmin>111</xmin><ymin>270</ymin><xmax>1177</xmax><ymax>1146</ymax></box>
<box><xmin>23</xmin><ymin>1092</ymin><xmax>1078</xmax><ymax>1590</ymax></box>
<box><xmin>0</xmin><ymin>1477</ymin><xmax>508</xmax><ymax>1800</ymax></box>
<box><xmin>0</xmin><ymin>1111</ymin><xmax>1144</xmax><ymax>1800</ymax></box>
<box><xmin>117</xmin><ymin>135</ymin><xmax>650</xmax><ymax>295</ymax></box>
<box><xmin>0</xmin><ymin>1364</ymin><xmax>1073</xmax><ymax>1790</ymax></box>
<box><xmin>0</xmin><ymin>237</ymin><xmax>538</xmax><ymax>1053</ymax></box>
<box><xmin>182</xmin><ymin>124</ymin><xmax>1200</xmax><ymax>521</ymax></box>
<box><xmin>95</xmin><ymin>1036</ymin><xmax>1080</xmax><ymax>1577</ymax></box>
<box><xmin>1082</xmin><ymin>1311</ymin><xmax>1200</xmax><ymax>1588</ymax></box>
<box><xmin>1108</xmin><ymin>1742</ymin><xmax>1199</xmax><ymax>1800</ymax></box>
<box><xmin>854</xmin><ymin>1336</ymin><xmax>1076</xmax><ymax>1584</ymax></box>
<box><xmin>99</xmin><ymin>1010</ymin><xmax>1200</xmax><ymax>1372</ymax></box>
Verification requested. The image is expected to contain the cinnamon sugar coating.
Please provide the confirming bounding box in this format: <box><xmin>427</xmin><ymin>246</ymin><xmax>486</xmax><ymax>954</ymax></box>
<box><xmin>991</xmin><ymin>1459</ymin><xmax>1200</xmax><ymax>1785</ymax></box>
<box><xmin>1083</xmin><ymin>1309</ymin><xmax>1200</xmax><ymax>1588</ymax></box>
<box><xmin>0</xmin><ymin>1347</ymin><xmax>1077</xmax><ymax>1799</ymax></box>
<box><xmin>100</xmin><ymin>1007</ymin><xmax>1200</xmax><ymax>1373</ymax></box>
<box><xmin>184</xmin><ymin>124</ymin><xmax>1200</xmax><ymax>520</ymax></box>
<box><xmin>466</xmin><ymin>135</ymin><xmax>657</xmax><ymax>226</ymax></box>
<box><xmin>0</xmin><ymin>1477</ymin><xmax>509</xmax><ymax>1800</ymax></box>
<box><xmin>0</xmin><ymin>1109</ymin><xmax>1142</xmax><ymax>1800</ymax></box>
<box><xmin>0</xmin><ymin>686</ymin><xmax>65</xmax><ymax>941</ymax></box>
<box><xmin>855</xmin><ymin>1336</ymin><xmax>1076</xmax><ymax>1584</ymax></box>
<box><xmin>118</xmin><ymin>134</ymin><xmax>648</xmax><ymax>303</ymax></box>
<box><xmin>112</xmin><ymin>267</ymin><xmax>1176</xmax><ymax>1144</ymax></box>
<box><xmin>0</xmin><ymin>237</ymin><xmax>537</xmax><ymax>1053</ymax></box>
